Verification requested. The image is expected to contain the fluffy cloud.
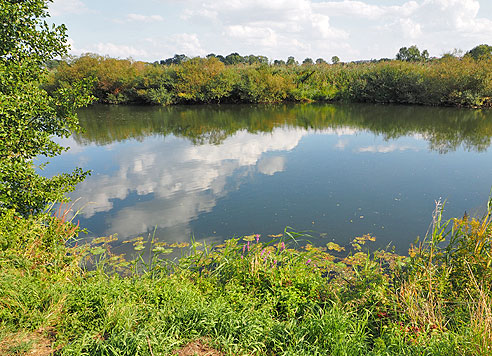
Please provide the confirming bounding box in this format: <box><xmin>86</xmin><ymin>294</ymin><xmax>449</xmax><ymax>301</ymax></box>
<box><xmin>358</xmin><ymin>144</ymin><xmax>419</xmax><ymax>153</ymax></box>
<box><xmin>54</xmin><ymin>0</ymin><xmax>492</xmax><ymax>62</ymax></box>
<box><xmin>184</xmin><ymin>0</ymin><xmax>350</xmax><ymax>59</ymax></box>
<box><xmin>316</xmin><ymin>0</ymin><xmax>492</xmax><ymax>56</ymax></box>
<box><xmin>71</xmin><ymin>33</ymin><xmax>205</xmax><ymax>61</ymax></box>
<box><xmin>49</xmin><ymin>0</ymin><xmax>88</xmax><ymax>16</ymax></box>
<box><xmin>257</xmin><ymin>156</ymin><xmax>286</xmax><ymax>175</ymax></box>
<box><xmin>126</xmin><ymin>14</ymin><xmax>164</xmax><ymax>22</ymax></box>
<box><xmin>180</xmin><ymin>0</ymin><xmax>491</xmax><ymax>60</ymax></box>
<box><xmin>84</xmin><ymin>42</ymin><xmax>148</xmax><ymax>58</ymax></box>
<box><xmin>227</xmin><ymin>26</ymin><xmax>279</xmax><ymax>47</ymax></box>
<box><xmin>144</xmin><ymin>33</ymin><xmax>206</xmax><ymax>58</ymax></box>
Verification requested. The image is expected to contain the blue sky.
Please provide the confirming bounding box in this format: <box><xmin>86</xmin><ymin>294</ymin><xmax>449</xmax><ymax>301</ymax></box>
<box><xmin>49</xmin><ymin>0</ymin><xmax>492</xmax><ymax>62</ymax></box>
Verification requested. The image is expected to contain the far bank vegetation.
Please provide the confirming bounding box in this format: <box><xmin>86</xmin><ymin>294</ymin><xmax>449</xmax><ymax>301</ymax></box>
<box><xmin>44</xmin><ymin>45</ymin><xmax>492</xmax><ymax>108</ymax></box>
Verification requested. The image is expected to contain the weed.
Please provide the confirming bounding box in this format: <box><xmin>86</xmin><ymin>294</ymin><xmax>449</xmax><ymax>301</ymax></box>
<box><xmin>1</xmin><ymin>198</ymin><xmax>492</xmax><ymax>355</ymax></box>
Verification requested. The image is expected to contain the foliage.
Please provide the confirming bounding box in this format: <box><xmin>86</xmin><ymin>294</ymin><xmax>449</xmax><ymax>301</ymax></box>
<box><xmin>466</xmin><ymin>44</ymin><xmax>492</xmax><ymax>61</ymax></box>
<box><xmin>1</xmin><ymin>202</ymin><xmax>492</xmax><ymax>355</ymax></box>
<box><xmin>401</xmin><ymin>199</ymin><xmax>492</xmax><ymax>355</ymax></box>
<box><xmin>303</xmin><ymin>57</ymin><xmax>314</xmax><ymax>65</ymax></box>
<box><xmin>286</xmin><ymin>56</ymin><xmax>298</xmax><ymax>66</ymax></box>
<box><xmin>160</xmin><ymin>54</ymin><xmax>188</xmax><ymax>65</ymax></box>
<box><xmin>0</xmin><ymin>0</ymin><xmax>93</xmax><ymax>215</ymax></box>
<box><xmin>46</xmin><ymin>49</ymin><xmax>492</xmax><ymax>109</ymax></box>
<box><xmin>396</xmin><ymin>45</ymin><xmax>429</xmax><ymax>62</ymax></box>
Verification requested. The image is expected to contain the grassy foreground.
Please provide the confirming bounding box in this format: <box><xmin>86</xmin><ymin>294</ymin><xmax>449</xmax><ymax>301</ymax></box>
<box><xmin>1</xmin><ymin>202</ymin><xmax>492</xmax><ymax>355</ymax></box>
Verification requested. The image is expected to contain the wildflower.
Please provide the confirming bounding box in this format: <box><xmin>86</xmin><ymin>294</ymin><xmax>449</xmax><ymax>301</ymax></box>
<box><xmin>241</xmin><ymin>255</ymin><xmax>244</xmax><ymax>259</ymax></box>
<box><xmin>261</xmin><ymin>249</ymin><xmax>266</xmax><ymax>257</ymax></box>
<box><xmin>306</xmin><ymin>259</ymin><xmax>311</xmax><ymax>265</ymax></box>
<box><xmin>280</xmin><ymin>241</ymin><xmax>285</xmax><ymax>251</ymax></box>
<box><xmin>243</xmin><ymin>244</ymin><xmax>246</xmax><ymax>254</ymax></box>
<box><xmin>256</xmin><ymin>234</ymin><xmax>260</xmax><ymax>243</ymax></box>
<box><xmin>247</xmin><ymin>241</ymin><xmax>250</xmax><ymax>251</ymax></box>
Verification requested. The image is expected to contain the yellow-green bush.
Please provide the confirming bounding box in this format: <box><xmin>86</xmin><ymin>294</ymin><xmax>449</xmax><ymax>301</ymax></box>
<box><xmin>46</xmin><ymin>54</ymin><xmax>492</xmax><ymax>108</ymax></box>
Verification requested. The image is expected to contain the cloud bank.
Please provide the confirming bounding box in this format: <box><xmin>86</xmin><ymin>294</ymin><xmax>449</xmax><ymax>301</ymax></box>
<box><xmin>49</xmin><ymin>0</ymin><xmax>492</xmax><ymax>61</ymax></box>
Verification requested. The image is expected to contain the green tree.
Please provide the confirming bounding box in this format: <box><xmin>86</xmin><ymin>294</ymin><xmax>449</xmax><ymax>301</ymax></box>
<box><xmin>225</xmin><ymin>52</ymin><xmax>243</xmax><ymax>65</ymax></box>
<box><xmin>161</xmin><ymin>54</ymin><xmax>188</xmax><ymax>65</ymax></box>
<box><xmin>331</xmin><ymin>56</ymin><xmax>340</xmax><ymax>64</ymax></box>
<box><xmin>244</xmin><ymin>55</ymin><xmax>268</xmax><ymax>65</ymax></box>
<box><xmin>396</xmin><ymin>45</ymin><xmax>429</xmax><ymax>62</ymax></box>
<box><xmin>465</xmin><ymin>44</ymin><xmax>492</xmax><ymax>60</ymax></box>
<box><xmin>286</xmin><ymin>56</ymin><xmax>298</xmax><ymax>66</ymax></box>
<box><xmin>0</xmin><ymin>0</ymin><xmax>94</xmax><ymax>215</ymax></box>
<box><xmin>302</xmin><ymin>57</ymin><xmax>314</xmax><ymax>65</ymax></box>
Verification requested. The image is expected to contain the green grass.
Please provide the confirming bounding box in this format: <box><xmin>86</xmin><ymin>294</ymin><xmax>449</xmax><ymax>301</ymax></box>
<box><xmin>1</xmin><ymin>202</ymin><xmax>491</xmax><ymax>355</ymax></box>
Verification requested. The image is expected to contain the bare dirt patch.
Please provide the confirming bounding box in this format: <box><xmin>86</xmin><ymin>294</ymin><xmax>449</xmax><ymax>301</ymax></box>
<box><xmin>0</xmin><ymin>329</ymin><xmax>56</xmax><ymax>356</ymax></box>
<box><xmin>174</xmin><ymin>339</ymin><xmax>223</xmax><ymax>356</ymax></box>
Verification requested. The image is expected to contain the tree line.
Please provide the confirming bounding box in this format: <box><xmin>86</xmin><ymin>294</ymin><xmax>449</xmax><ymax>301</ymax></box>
<box><xmin>157</xmin><ymin>53</ymin><xmax>343</xmax><ymax>66</ymax></box>
<box><xmin>44</xmin><ymin>44</ymin><xmax>492</xmax><ymax>108</ymax></box>
<box><xmin>154</xmin><ymin>45</ymin><xmax>492</xmax><ymax>67</ymax></box>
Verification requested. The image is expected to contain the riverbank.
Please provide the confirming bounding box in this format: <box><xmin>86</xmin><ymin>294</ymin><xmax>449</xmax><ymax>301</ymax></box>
<box><xmin>1</xmin><ymin>202</ymin><xmax>491</xmax><ymax>355</ymax></box>
<box><xmin>45</xmin><ymin>55</ymin><xmax>492</xmax><ymax>109</ymax></box>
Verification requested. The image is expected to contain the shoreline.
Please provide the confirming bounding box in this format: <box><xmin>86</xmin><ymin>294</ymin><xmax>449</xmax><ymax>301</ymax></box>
<box><xmin>1</xmin><ymin>205</ymin><xmax>491</xmax><ymax>355</ymax></box>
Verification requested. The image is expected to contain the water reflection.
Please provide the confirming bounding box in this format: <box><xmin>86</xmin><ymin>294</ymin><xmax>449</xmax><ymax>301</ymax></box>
<box><xmin>43</xmin><ymin>103</ymin><xmax>492</xmax><ymax>252</ymax></box>
<box><xmin>74</xmin><ymin>103</ymin><xmax>492</xmax><ymax>152</ymax></box>
<box><xmin>70</xmin><ymin>127</ymin><xmax>309</xmax><ymax>243</ymax></box>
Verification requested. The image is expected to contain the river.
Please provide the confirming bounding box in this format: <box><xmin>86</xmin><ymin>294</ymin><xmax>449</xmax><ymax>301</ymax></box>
<box><xmin>40</xmin><ymin>103</ymin><xmax>492</xmax><ymax>253</ymax></box>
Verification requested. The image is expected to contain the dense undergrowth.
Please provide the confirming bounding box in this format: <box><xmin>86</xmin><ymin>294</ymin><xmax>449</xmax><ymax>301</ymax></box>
<box><xmin>1</xmin><ymin>200</ymin><xmax>492</xmax><ymax>355</ymax></box>
<box><xmin>45</xmin><ymin>55</ymin><xmax>492</xmax><ymax>108</ymax></box>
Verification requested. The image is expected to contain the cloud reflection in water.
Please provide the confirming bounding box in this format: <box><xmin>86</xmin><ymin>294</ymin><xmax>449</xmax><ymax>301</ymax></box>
<box><xmin>70</xmin><ymin>128</ymin><xmax>309</xmax><ymax>241</ymax></box>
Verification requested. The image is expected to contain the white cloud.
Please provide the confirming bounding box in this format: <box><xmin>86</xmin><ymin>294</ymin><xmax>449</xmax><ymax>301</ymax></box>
<box><xmin>358</xmin><ymin>144</ymin><xmax>419</xmax><ymax>153</ymax></box>
<box><xmin>53</xmin><ymin>0</ymin><xmax>492</xmax><ymax>62</ymax></box>
<box><xmin>184</xmin><ymin>0</ymin><xmax>350</xmax><ymax>59</ymax></box>
<box><xmin>399</xmin><ymin>18</ymin><xmax>422</xmax><ymax>39</ymax></box>
<box><xmin>184</xmin><ymin>0</ymin><xmax>492</xmax><ymax>60</ymax></box>
<box><xmin>126</xmin><ymin>14</ymin><xmax>164</xmax><ymax>22</ymax></box>
<box><xmin>354</xmin><ymin>0</ymin><xmax>492</xmax><ymax>52</ymax></box>
<box><xmin>257</xmin><ymin>156</ymin><xmax>286</xmax><ymax>175</ymax></box>
<box><xmin>81</xmin><ymin>42</ymin><xmax>148</xmax><ymax>58</ymax></box>
<box><xmin>168</xmin><ymin>33</ymin><xmax>205</xmax><ymax>56</ymax></box>
<box><xmin>145</xmin><ymin>33</ymin><xmax>206</xmax><ymax>58</ymax></box>
<box><xmin>313</xmin><ymin>1</ymin><xmax>389</xmax><ymax>20</ymax></box>
<box><xmin>227</xmin><ymin>26</ymin><xmax>279</xmax><ymax>47</ymax></box>
<box><xmin>49</xmin><ymin>0</ymin><xmax>87</xmax><ymax>16</ymax></box>
<box><xmin>71</xmin><ymin>128</ymin><xmax>308</xmax><ymax>229</ymax></box>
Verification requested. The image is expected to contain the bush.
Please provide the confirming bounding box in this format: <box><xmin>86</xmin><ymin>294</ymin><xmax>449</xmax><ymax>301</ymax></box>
<box><xmin>48</xmin><ymin>54</ymin><xmax>492</xmax><ymax>109</ymax></box>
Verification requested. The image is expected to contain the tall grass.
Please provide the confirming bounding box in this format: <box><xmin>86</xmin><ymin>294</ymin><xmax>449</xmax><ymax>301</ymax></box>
<box><xmin>1</xmin><ymin>199</ymin><xmax>492</xmax><ymax>355</ymax></box>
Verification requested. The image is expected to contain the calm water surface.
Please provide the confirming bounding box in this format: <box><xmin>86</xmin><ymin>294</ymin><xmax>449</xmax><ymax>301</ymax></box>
<box><xmin>41</xmin><ymin>103</ymin><xmax>492</xmax><ymax>253</ymax></box>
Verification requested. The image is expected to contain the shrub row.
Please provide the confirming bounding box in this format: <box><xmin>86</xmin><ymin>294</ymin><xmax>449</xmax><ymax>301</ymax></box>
<box><xmin>45</xmin><ymin>55</ymin><xmax>492</xmax><ymax>108</ymax></box>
